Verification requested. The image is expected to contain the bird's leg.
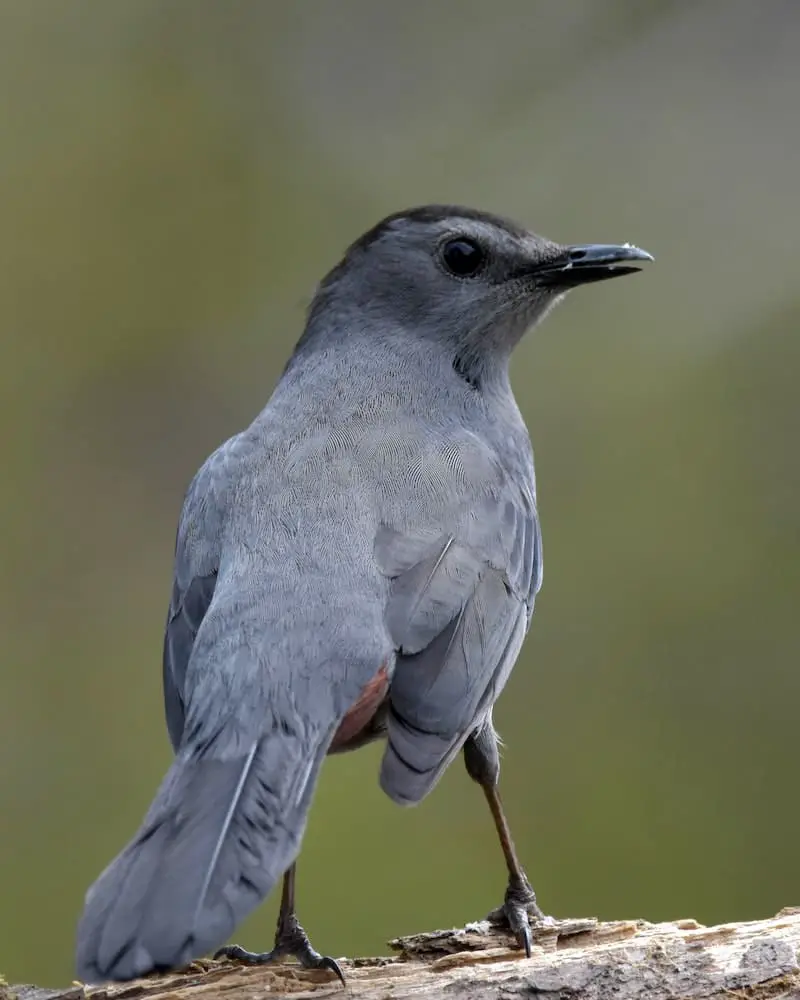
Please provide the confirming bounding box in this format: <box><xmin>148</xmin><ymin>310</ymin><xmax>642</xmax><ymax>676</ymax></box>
<box><xmin>463</xmin><ymin>723</ymin><xmax>547</xmax><ymax>957</ymax></box>
<box><xmin>214</xmin><ymin>862</ymin><xmax>344</xmax><ymax>984</ymax></box>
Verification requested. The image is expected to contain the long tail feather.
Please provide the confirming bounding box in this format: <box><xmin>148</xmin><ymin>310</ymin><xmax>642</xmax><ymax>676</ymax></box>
<box><xmin>76</xmin><ymin>725</ymin><xmax>330</xmax><ymax>982</ymax></box>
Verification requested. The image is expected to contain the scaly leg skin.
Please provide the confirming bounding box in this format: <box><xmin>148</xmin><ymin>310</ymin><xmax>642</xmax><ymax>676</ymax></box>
<box><xmin>214</xmin><ymin>863</ymin><xmax>344</xmax><ymax>985</ymax></box>
<box><xmin>463</xmin><ymin>723</ymin><xmax>551</xmax><ymax>957</ymax></box>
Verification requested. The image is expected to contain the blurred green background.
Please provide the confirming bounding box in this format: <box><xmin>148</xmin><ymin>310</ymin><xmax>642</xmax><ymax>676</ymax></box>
<box><xmin>1</xmin><ymin>0</ymin><xmax>798</xmax><ymax>986</ymax></box>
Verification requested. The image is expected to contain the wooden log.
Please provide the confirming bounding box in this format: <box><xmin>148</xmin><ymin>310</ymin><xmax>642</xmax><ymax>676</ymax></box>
<box><xmin>5</xmin><ymin>909</ymin><xmax>799</xmax><ymax>1000</ymax></box>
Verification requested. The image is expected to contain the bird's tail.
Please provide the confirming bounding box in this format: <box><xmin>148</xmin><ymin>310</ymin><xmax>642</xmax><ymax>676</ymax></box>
<box><xmin>75</xmin><ymin>722</ymin><xmax>333</xmax><ymax>983</ymax></box>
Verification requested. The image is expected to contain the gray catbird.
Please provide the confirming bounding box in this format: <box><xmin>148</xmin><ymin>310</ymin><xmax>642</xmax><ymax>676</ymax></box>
<box><xmin>75</xmin><ymin>205</ymin><xmax>651</xmax><ymax>984</ymax></box>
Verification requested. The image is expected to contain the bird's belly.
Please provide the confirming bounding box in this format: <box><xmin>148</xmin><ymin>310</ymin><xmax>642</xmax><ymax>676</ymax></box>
<box><xmin>328</xmin><ymin>663</ymin><xmax>390</xmax><ymax>753</ymax></box>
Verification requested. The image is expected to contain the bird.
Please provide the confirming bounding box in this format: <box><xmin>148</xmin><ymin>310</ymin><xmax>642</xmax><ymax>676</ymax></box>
<box><xmin>75</xmin><ymin>204</ymin><xmax>652</xmax><ymax>985</ymax></box>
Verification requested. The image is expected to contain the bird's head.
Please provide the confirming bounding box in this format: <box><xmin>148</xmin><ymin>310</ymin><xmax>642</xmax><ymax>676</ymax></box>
<box><xmin>304</xmin><ymin>205</ymin><xmax>653</xmax><ymax>381</ymax></box>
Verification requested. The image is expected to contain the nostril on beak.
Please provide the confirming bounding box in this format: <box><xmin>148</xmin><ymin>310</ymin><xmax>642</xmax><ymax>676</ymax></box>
<box><xmin>568</xmin><ymin>249</ymin><xmax>587</xmax><ymax>262</ymax></box>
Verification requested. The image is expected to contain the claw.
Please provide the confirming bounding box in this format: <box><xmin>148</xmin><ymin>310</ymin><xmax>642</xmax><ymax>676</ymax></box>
<box><xmin>504</xmin><ymin>896</ymin><xmax>534</xmax><ymax>957</ymax></box>
<box><xmin>218</xmin><ymin>864</ymin><xmax>346</xmax><ymax>984</ymax></box>
<box><xmin>488</xmin><ymin>872</ymin><xmax>547</xmax><ymax>957</ymax></box>
<box><xmin>315</xmin><ymin>955</ymin><xmax>346</xmax><ymax>985</ymax></box>
<box><xmin>215</xmin><ymin>916</ymin><xmax>345</xmax><ymax>986</ymax></box>
<box><xmin>521</xmin><ymin>922</ymin><xmax>532</xmax><ymax>959</ymax></box>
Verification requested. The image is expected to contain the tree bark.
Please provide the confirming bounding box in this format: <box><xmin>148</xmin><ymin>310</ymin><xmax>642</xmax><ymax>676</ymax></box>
<box><xmin>5</xmin><ymin>909</ymin><xmax>799</xmax><ymax>1000</ymax></box>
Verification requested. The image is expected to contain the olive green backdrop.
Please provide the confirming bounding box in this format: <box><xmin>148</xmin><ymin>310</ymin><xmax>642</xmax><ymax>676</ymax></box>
<box><xmin>1</xmin><ymin>0</ymin><xmax>798</xmax><ymax>986</ymax></box>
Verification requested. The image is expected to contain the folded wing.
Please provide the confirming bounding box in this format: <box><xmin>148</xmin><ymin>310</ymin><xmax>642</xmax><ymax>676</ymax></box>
<box><xmin>377</xmin><ymin>487</ymin><xmax>542</xmax><ymax>805</ymax></box>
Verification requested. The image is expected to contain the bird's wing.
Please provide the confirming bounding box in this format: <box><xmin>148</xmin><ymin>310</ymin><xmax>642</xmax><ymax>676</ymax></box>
<box><xmin>162</xmin><ymin>436</ymin><xmax>243</xmax><ymax>750</ymax></box>
<box><xmin>376</xmin><ymin>481</ymin><xmax>542</xmax><ymax>804</ymax></box>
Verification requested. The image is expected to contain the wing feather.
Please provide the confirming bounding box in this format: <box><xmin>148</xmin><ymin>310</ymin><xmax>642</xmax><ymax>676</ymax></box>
<box><xmin>377</xmin><ymin>486</ymin><xmax>541</xmax><ymax>805</ymax></box>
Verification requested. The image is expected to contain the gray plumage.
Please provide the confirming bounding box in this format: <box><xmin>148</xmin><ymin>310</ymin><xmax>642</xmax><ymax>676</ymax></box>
<box><xmin>76</xmin><ymin>205</ymin><xmax>651</xmax><ymax>982</ymax></box>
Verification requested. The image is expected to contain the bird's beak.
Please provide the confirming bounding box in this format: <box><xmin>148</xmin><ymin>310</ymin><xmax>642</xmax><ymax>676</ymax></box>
<box><xmin>537</xmin><ymin>243</ymin><xmax>654</xmax><ymax>287</ymax></box>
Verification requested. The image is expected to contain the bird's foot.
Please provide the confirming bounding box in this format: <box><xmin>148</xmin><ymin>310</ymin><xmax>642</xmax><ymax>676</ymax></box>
<box><xmin>214</xmin><ymin>913</ymin><xmax>344</xmax><ymax>985</ymax></box>
<box><xmin>487</xmin><ymin>872</ymin><xmax>552</xmax><ymax>958</ymax></box>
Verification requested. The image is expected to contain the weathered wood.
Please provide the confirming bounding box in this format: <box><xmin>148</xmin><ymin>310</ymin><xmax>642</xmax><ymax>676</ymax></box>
<box><xmin>6</xmin><ymin>909</ymin><xmax>800</xmax><ymax>1000</ymax></box>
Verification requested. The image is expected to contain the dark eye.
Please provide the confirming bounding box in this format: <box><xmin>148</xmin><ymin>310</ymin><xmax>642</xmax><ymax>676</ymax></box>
<box><xmin>441</xmin><ymin>237</ymin><xmax>487</xmax><ymax>277</ymax></box>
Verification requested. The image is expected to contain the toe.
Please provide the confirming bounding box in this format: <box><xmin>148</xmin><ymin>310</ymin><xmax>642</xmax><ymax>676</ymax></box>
<box><xmin>213</xmin><ymin>945</ymin><xmax>278</xmax><ymax>965</ymax></box>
